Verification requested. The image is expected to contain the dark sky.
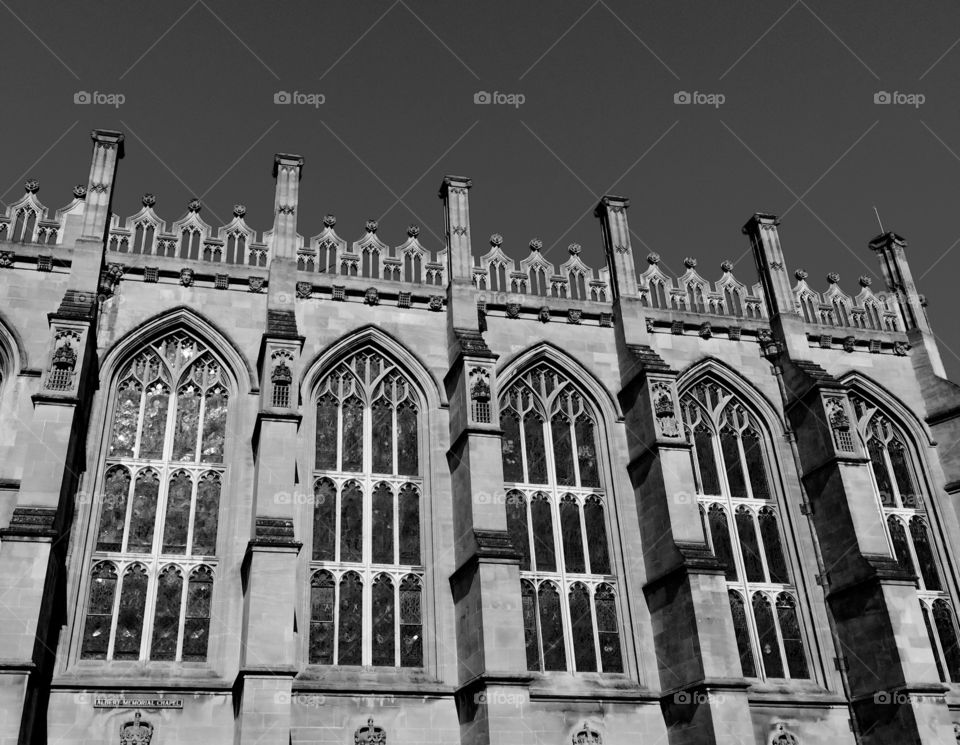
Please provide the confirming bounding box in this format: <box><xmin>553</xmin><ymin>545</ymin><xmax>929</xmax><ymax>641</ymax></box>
<box><xmin>5</xmin><ymin>1</ymin><xmax>960</xmax><ymax>378</ymax></box>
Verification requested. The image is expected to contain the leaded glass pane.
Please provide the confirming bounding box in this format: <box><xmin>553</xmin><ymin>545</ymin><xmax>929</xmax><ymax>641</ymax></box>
<box><xmin>399</xmin><ymin>575</ymin><xmax>422</xmax><ymax>667</ymax></box>
<box><xmin>574</xmin><ymin>417</ymin><xmax>600</xmax><ymax>487</ymax></box>
<box><xmin>595</xmin><ymin>584</ymin><xmax>622</xmax><ymax>673</ymax></box>
<box><xmin>922</xmin><ymin>602</ymin><xmax>946</xmax><ymax>682</ymax></box>
<box><xmin>709</xmin><ymin>504</ymin><xmax>737</xmax><ymax>581</ymax></box>
<box><xmin>742</xmin><ymin>429</ymin><xmax>770</xmax><ymax>500</ymax></box>
<box><xmin>720</xmin><ymin>430</ymin><xmax>747</xmax><ymax>498</ymax></box>
<box><xmin>584</xmin><ymin>497</ymin><xmax>610</xmax><ymax>574</ymax></box>
<box><xmin>753</xmin><ymin>593</ymin><xmax>784</xmax><ymax>678</ymax></box>
<box><xmin>315</xmin><ymin>395</ymin><xmax>337</xmax><ymax>470</ymax></box>
<box><xmin>183</xmin><ymin>566</ymin><xmax>212</xmax><ymax>661</ymax></box>
<box><xmin>200</xmin><ymin>387</ymin><xmax>228</xmax><ymax>463</ymax></box>
<box><xmin>531</xmin><ymin>495</ymin><xmax>556</xmax><ymax>572</ymax></box>
<box><xmin>97</xmin><ymin>466</ymin><xmax>130</xmax><ymax>552</ymax></box>
<box><xmin>312</xmin><ymin>478</ymin><xmax>336</xmax><ymax>561</ymax></box>
<box><xmin>372</xmin><ymin>575</ymin><xmax>395</xmax><ymax>666</ymax></box>
<box><xmin>150</xmin><ymin>566</ymin><xmax>183</xmax><ymax>660</ymax></box>
<box><xmin>372</xmin><ymin>482</ymin><xmax>394</xmax><ymax>564</ymax></box>
<box><xmin>110</xmin><ymin>380</ymin><xmax>141</xmax><ymax>458</ymax></box>
<box><xmin>910</xmin><ymin>517</ymin><xmax>941</xmax><ymax>591</ymax></box>
<box><xmin>371</xmin><ymin>399</ymin><xmax>393</xmax><ymax>474</ymax></box>
<box><xmin>81</xmin><ymin>562</ymin><xmax>117</xmax><ymax>659</ymax></box>
<box><xmin>128</xmin><ymin>469</ymin><xmax>159</xmax><ymax>553</ymax></box>
<box><xmin>310</xmin><ymin>571</ymin><xmax>335</xmax><ymax>664</ymax></box>
<box><xmin>340</xmin><ymin>481</ymin><xmax>363</xmax><ymax>562</ymax></box>
<box><xmin>758</xmin><ymin>508</ymin><xmax>788</xmax><ymax>584</ymax></box>
<box><xmin>889</xmin><ymin>438</ymin><xmax>918</xmax><ymax>507</ymax></box>
<box><xmin>505</xmin><ymin>490</ymin><xmax>530</xmax><ymax>571</ymax></box>
<box><xmin>397</xmin><ymin>402</ymin><xmax>419</xmax><ymax>475</ymax></box>
<box><xmin>887</xmin><ymin>516</ymin><xmax>915</xmax><ymax>575</ymax></box>
<box><xmin>729</xmin><ymin>591</ymin><xmax>756</xmax><ymax>677</ymax></box>
<box><xmin>569</xmin><ymin>583</ymin><xmax>596</xmax><ymax>672</ymax></box>
<box><xmin>341</xmin><ymin>397</ymin><xmax>364</xmax><ymax>472</ymax></box>
<box><xmin>398</xmin><ymin>484</ymin><xmax>420</xmax><ymax>565</ymax></box>
<box><xmin>775</xmin><ymin>593</ymin><xmax>808</xmax><ymax>678</ymax></box>
<box><xmin>338</xmin><ymin>572</ymin><xmax>363</xmax><ymax>665</ymax></box>
<box><xmin>560</xmin><ymin>497</ymin><xmax>585</xmax><ymax>573</ymax></box>
<box><xmin>694</xmin><ymin>427</ymin><xmax>720</xmax><ymax>495</ymax></box>
<box><xmin>501</xmin><ymin>413</ymin><xmax>524</xmax><ymax>482</ymax></box>
<box><xmin>113</xmin><ymin>565</ymin><xmax>148</xmax><ymax>659</ymax></box>
<box><xmin>735</xmin><ymin>507</ymin><xmax>764</xmax><ymax>582</ymax></box>
<box><xmin>868</xmin><ymin>438</ymin><xmax>893</xmax><ymax>506</ymax></box>
<box><xmin>173</xmin><ymin>385</ymin><xmax>201</xmax><ymax>461</ymax></box>
<box><xmin>551</xmin><ymin>414</ymin><xmax>575</xmax><ymax>487</ymax></box>
<box><xmin>139</xmin><ymin>384</ymin><xmax>169</xmax><ymax>459</ymax></box>
<box><xmin>933</xmin><ymin>600</ymin><xmax>960</xmax><ymax>682</ymax></box>
<box><xmin>539</xmin><ymin>582</ymin><xmax>566</xmax><ymax>671</ymax></box>
<box><xmin>524</xmin><ymin>412</ymin><xmax>547</xmax><ymax>483</ymax></box>
<box><xmin>522</xmin><ymin>580</ymin><xmax>540</xmax><ymax>671</ymax></box>
<box><xmin>162</xmin><ymin>471</ymin><xmax>192</xmax><ymax>554</ymax></box>
<box><xmin>192</xmin><ymin>472</ymin><xmax>220</xmax><ymax>555</ymax></box>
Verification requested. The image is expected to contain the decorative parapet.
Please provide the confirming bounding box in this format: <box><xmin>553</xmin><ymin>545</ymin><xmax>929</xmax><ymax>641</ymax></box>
<box><xmin>638</xmin><ymin>256</ymin><xmax>766</xmax><ymax>320</ymax></box>
<box><xmin>791</xmin><ymin>271</ymin><xmax>899</xmax><ymax>332</ymax></box>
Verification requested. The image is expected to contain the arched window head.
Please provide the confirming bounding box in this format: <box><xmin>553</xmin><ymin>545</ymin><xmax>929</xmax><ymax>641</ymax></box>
<box><xmin>851</xmin><ymin>391</ymin><xmax>960</xmax><ymax>681</ymax></box>
<box><xmin>309</xmin><ymin>347</ymin><xmax>425</xmax><ymax>668</ymax></box>
<box><xmin>81</xmin><ymin>330</ymin><xmax>228</xmax><ymax>663</ymax></box>
<box><xmin>681</xmin><ymin>376</ymin><xmax>809</xmax><ymax>680</ymax></box>
<box><xmin>499</xmin><ymin>362</ymin><xmax>621</xmax><ymax>674</ymax></box>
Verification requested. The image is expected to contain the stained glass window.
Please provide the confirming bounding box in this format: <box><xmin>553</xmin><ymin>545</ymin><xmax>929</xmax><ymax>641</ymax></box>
<box><xmin>851</xmin><ymin>393</ymin><xmax>959</xmax><ymax>682</ymax></box>
<box><xmin>309</xmin><ymin>349</ymin><xmax>425</xmax><ymax>667</ymax></box>
<box><xmin>682</xmin><ymin>378</ymin><xmax>809</xmax><ymax>680</ymax></box>
<box><xmin>499</xmin><ymin>363</ymin><xmax>622</xmax><ymax>674</ymax></box>
<box><xmin>82</xmin><ymin>331</ymin><xmax>228</xmax><ymax>662</ymax></box>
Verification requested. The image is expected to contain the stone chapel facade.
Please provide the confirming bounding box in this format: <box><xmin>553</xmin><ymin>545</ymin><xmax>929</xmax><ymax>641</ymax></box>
<box><xmin>0</xmin><ymin>129</ymin><xmax>959</xmax><ymax>744</ymax></box>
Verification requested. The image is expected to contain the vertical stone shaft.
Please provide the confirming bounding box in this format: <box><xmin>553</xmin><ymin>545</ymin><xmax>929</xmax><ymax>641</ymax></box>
<box><xmin>747</xmin><ymin>215</ymin><xmax>954</xmax><ymax>745</ymax></box>
<box><xmin>597</xmin><ymin>196</ymin><xmax>755</xmax><ymax>745</ymax></box>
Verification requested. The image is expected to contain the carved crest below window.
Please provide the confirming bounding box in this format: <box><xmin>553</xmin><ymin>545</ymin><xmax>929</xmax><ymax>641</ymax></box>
<box><xmin>572</xmin><ymin>722</ymin><xmax>601</xmax><ymax>745</ymax></box>
<box><xmin>769</xmin><ymin>722</ymin><xmax>799</xmax><ymax>745</ymax></box>
<box><xmin>120</xmin><ymin>712</ymin><xmax>154</xmax><ymax>745</ymax></box>
<box><xmin>354</xmin><ymin>718</ymin><xmax>386</xmax><ymax>745</ymax></box>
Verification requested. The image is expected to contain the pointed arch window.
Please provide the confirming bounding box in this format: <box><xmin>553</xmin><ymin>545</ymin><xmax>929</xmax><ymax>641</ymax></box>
<box><xmin>309</xmin><ymin>348</ymin><xmax>424</xmax><ymax>668</ymax></box>
<box><xmin>681</xmin><ymin>378</ymin><xmax>809</xmax><ymax>680</ymax></box>
<box><xmin>500</xmin><ymin>363</ymin><xmax>623</xmax><ymax>674</ymax></box>
<box><xmin>851</xmin><ymin>393</ymin><xmax>960</xmax><ymax>682</ymax></box>
<box><xmin>81</xmin><ymin>332</ymin><xmax>226</xmax><ymax>662</ymax></box>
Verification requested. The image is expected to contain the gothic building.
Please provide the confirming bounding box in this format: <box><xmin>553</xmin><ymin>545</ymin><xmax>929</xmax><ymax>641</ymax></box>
<box><xmin>0</xmin><ymin>129</ymin><xmax>959</xmax><ymax>745</ymax></box>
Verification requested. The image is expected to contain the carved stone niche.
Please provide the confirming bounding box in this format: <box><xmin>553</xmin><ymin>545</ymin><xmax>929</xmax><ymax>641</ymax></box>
<box><xmin>468</xmin><ymin>366</ymin><xmax>492</xmax><ymax>425</ymax></box>
<box><xmin>269</xmin><ymin>349</ymin><xmax>295</xmax><ymax>409</ymax></box>
<box><xmin>824</xmin><ymin>396</ymin><xmax>854</xmax><ymax>453</ymax></box>
<box><xmin>650</xmin><ymin>379</ymin><xmax>681</xmax><ymax>438</ymax></box>
<box><xmin>44</xmin><ymin>328</ymin><xmax>83</xmax><ymax>393</ymax></box>
<box><xmin>355</xmin><ymin>717</ymin><xmax>386</xmax><ymax>745</ymax></box>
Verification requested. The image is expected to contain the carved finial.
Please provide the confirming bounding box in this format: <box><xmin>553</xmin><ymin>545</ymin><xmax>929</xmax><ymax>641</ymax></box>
<box><xmin>72</xmin><ymin>184</ymin><xmax>87</xmax><ymax>199</ymax></box>
<box><xmin>794</xmin><ymin>269</ymin><xmax>808</xmax><ymax>281</ymax></box>
<box><xmin>529</xmin><ymin>238</ymin><xmax>543</xmax><ymax>252</ymax></box>
<box><xmin>720</xmin><ymin>260</ymin><xmax>733</xmax><ymax>273</ymax></box>
<box><xmin>323</xmin><ymin>213</ymin><xmax>337</xmax><ymax>228</ymax></box>
<box><xmin>24</xmin><ymin>179</ymin><xmax>39</xmax><ymax>194</ymax></box>
<box><xmin>568</xmin><ymin>242</ymin><xmax>582</xmax><ymax>256</ymax></box>
<box><xmin>141</xmin><ymin>193</ymin><xmax>156</xmax><ymax>208</ymax></box>
<box><xmin>683</xmin><ymin>257</ymin><xmax>697</xmax><ymax>269</ymax></box>
<box><xmin>826</xmin><ymin>272</ymin><xmax>840</xmax><ymax>284</ymax></box>
<box><xmin>407</xmin><ymin>224</ymin><xmax>420</xmax><ymax>238</ymax></box>
<box><xmin>647</xmin><ymin>252</ymin><xmax>660</xmax><ymax>265</ymax></box>
<box><xmin>187</xmin><ymin>198</ymin><xmax>202</xmax><ymax>213</ymax></box>
<box><xmin>365</xmin><ymin>218</ymin><xmax>378</xmax><ymax>233</ymax></box>
<box><xmin>859</xmin><ymin>275</ymin><xmax>872</xmax><ymax>287</ymax></box>
<box><xmin>490</xmin><ymin>233</ymin><xmax>503</xmax><ymax>247</ymax></box>
<box><xmin>233</xmin><ymin>204</ymin><xmax>246</xmax><ymax>218</ymax></box>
